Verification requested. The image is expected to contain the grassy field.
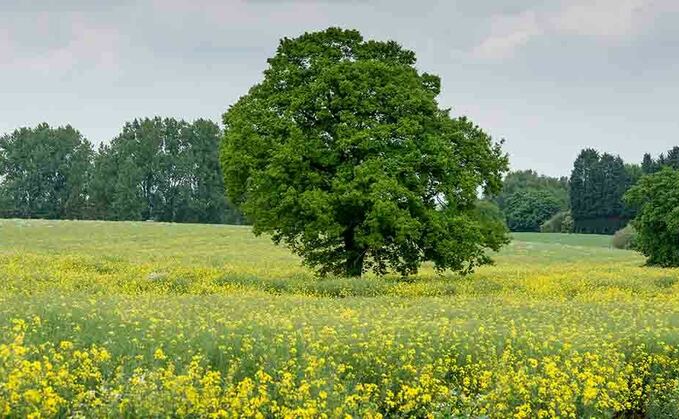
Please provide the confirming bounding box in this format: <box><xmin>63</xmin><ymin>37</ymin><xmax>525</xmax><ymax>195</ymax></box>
<box><xmin>2</xmin><ymin>219</ymin><xmax>679</xmax><ymax>417</ymax></box>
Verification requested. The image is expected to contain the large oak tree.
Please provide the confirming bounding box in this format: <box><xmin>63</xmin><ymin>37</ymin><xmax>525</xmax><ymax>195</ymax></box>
<box><xmin>221</xmin><ymin>28</ymin><xmax>509</xmax><ymax>277</ymax></box>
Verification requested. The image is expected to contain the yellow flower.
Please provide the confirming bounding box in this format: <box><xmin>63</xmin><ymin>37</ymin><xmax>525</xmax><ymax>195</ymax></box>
<box><xmin>59</xmin><ymin>341</ymin><xmax>74</xmax><ymax>351</ymax></box>
<box><xmin>153</xmin><ymin>348</ymin><xmax>167</xmax><ymax>361</ymax></box>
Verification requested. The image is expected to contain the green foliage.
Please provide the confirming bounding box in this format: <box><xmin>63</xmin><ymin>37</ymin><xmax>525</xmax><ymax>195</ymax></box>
<box><xmin>475</xmin><ymin>200</ymin><xmax>506</xmax><ymax>226</ymax></box>
<box><xmin>625</xmin><ymin>168</ymin><xmax>679</xmax><ymax>266</ymax></box>
<box><xmin>642</xmin><ymin>153</ymin><xmax>655</xmax><ymax>174</ymax></box>
<box><xmin>572</xmin><ymin>217</ymin><xmax>627</xmax><ymax>235</ymax></box>
<box><xmin>474</xmin><ymin>200</ymin><xmax>509</xmax><ymax>241</ymax></box>
<box><xmin>0</xmin><ymin>123</ymin><xmax>93</xmax><ymax>219</ymax></box>
<box><xmin>0</xmin><ymin>190</ymin><xmax>11</xmax><ymax>217</ymax></box>
<box><xmin>570</xmin><ymin>149</ymin><xmax>634</xmax><ymax>234</ymax></box>
<box><xmin>540</xmin><ymin>210</ymin><xmax>574</xmax><ymax>233</ymax></box>
<box><xmin>90</xmin><ymin>117</ymin><xmax>242</xmax><ymax>224</ymax></box>
<box><xmin>625</xmin><ymin>163</ymin><xmax>643</xmax><ymax>184</ymax></box>
<box><xmin>491</xmin><ymin>170</ymin><xmax>568</xmax><ymax>232</ymax></box>
<box><xmin>611</xmin><ymin>224</ymin><xmax>637</xmax><ymax>250</ymax></box>
<box><xmin>494</xmin><ymin>170</ymin><xmax>569</xmax><ymax>210</ymax></box>
<box><xmin>503</xmin><ymin>190</ymin><xmax>562</xmax><ymax>232</ymax></box>
<box><xmin>641</xmin><ymin>147</ymin><xmax>679</xmax><ymax>174</ymax></box>
<box><xmin>221</xmin><ymin>28</ymin><xmax>509</xmax><ymax>277</ymax></box>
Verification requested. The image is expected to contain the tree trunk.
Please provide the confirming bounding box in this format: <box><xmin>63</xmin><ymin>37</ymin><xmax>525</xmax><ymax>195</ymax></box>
<box><xmin>343</xmin><ymin>227</ymin><xmax>365</xmax><ymax>277</ymax></box>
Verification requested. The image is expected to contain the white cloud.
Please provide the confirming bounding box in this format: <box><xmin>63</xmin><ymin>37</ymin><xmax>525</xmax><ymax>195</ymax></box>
<box><xmin>472</xmin><ymin>10</ymin><xmax>542</xmax><ymax>60</ymax></box>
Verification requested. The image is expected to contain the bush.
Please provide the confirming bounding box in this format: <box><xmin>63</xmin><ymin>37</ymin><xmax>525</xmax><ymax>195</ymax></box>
<box><xmin>624</xmin><ymin>168</ymin><xmax>679</xmax><ymax>266</ymax></box>
<box><xmin>611</xmin><ymin>225</ymin><xmax>636</xmax><ymax>249</ymax></box>
<box><xmin>540</xmin><ymin>211</ymin><xmax>574</xmax><ymax>233</ymax></box>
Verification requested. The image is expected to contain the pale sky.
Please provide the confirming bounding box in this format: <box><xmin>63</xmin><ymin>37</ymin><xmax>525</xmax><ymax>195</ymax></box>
<box><xmin>1</xmin><ymin>0</ymin><xmax>678</xmax><ymax>177</ymax></box>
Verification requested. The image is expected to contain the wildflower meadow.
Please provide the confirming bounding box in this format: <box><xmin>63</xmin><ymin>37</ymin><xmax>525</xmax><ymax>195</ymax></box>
<box><xmin>2</xmin><ymin>219</ymin><xmax>679</xmax><ymax>417</ymax></box>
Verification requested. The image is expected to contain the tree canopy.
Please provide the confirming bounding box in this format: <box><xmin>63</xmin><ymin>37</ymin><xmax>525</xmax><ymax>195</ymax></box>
<box><xmin>91</xmin><ymin>117</ymin><xmax>242</xmax><ymax>224</ymax></box>
<box><xmin>221</xmin><ymin>28</ymin><xmax>509</xmax><ymax>277</ymax></box>
<box><xmin>641</xmin><ymin>147</ymin><xmax>679</xmax><ymax>174</ymax></box>
<box><xmin>494</xmin><ymin>170</ymin><xmax>569</xmax><ymax>210</ymax></box>
<box><xmin>0</xmin><ymin>119</ymin><xmax>243</xmax><ymax>224</ymax></box>
<box><xmin>625</xmin><ymin>168</ymin><xmax>679</xmax><ymax>267</ymax></box>
<box><xmin>503</xmin><ymin>190</ymin><xmax>563</xmax><ymax>232</ymax></box>
<box><xmin>569</xmin><ymin>149</ymin><xmax>636</xmax><ymax>234</ymax></box>
<box><xmin>490</xmin><ymin>170</ymin><xmax>568</xmax><ymax>232</ymax></box>
<box><xmin>0</xmin><ymin>123</ymin><xmax>93</xmax><ymax>219</ymax></box>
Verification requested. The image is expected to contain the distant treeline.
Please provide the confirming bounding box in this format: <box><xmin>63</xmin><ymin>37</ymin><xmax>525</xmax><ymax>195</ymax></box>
<box><xmin>0</xmin><ymin>118</ymin><xmax>244</xmax><ymax>224</ymax></box>
<box><xmin>490</xmin><ymin>146</ymin><xmax>679</xmax><ymax>235</ymax></box>
<box><xmin>3</xmin><ymin>117</ymin><xmax>676</xmax><ymax>233</ymax></box>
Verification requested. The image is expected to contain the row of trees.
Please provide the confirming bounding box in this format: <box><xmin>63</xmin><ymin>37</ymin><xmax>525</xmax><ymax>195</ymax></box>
<box><xmin>491</xmin><ymin>146</ymin><xmax>679</xmax><ymax>235</ymax></box>
<box><xmin>0</xmin><ymin>124</ymin><xmax>92</xmax><ymax>220</ymax></box>
<box><xmin>8</xmin><ymin>118</ymin><xmax>657</xmax><ymax>237</ymax></box>
<box><xmin>0</xmin><ymin>119</ymin><xmax>243</xmax><ymax>224</ymax></box>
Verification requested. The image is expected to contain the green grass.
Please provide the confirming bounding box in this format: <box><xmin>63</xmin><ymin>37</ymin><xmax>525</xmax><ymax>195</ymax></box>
<box><xmin>0</xmin><ymin>219</ymin><xmax>649</xmax><ymax>299</ymax></box>
<box><xmin>512</xmin><ymin>232</ymin><xmax>613</xmax><ymax>248</ymax></box>
<box><xmin>0</xmin><ymin>219</ymin><xmax>296</xmax><ymax>267</ymax></box>
<box><xmin>0</xmin><ymin>219</ymin><xmax>633</xmax><ymax>272</ymax></box>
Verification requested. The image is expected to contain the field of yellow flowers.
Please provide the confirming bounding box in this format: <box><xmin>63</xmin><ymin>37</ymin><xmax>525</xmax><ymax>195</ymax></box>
<box><xmin>2</xmin><ymin>219</ymin><xmax>679</xmax><ymax>417</ymax></box>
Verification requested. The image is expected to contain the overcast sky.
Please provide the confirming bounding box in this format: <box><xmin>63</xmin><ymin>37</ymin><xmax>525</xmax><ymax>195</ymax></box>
<box><xmin>1</xmin><ymin>0</ymin><xmax>678</xmax><ymax>177</ymax></box>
